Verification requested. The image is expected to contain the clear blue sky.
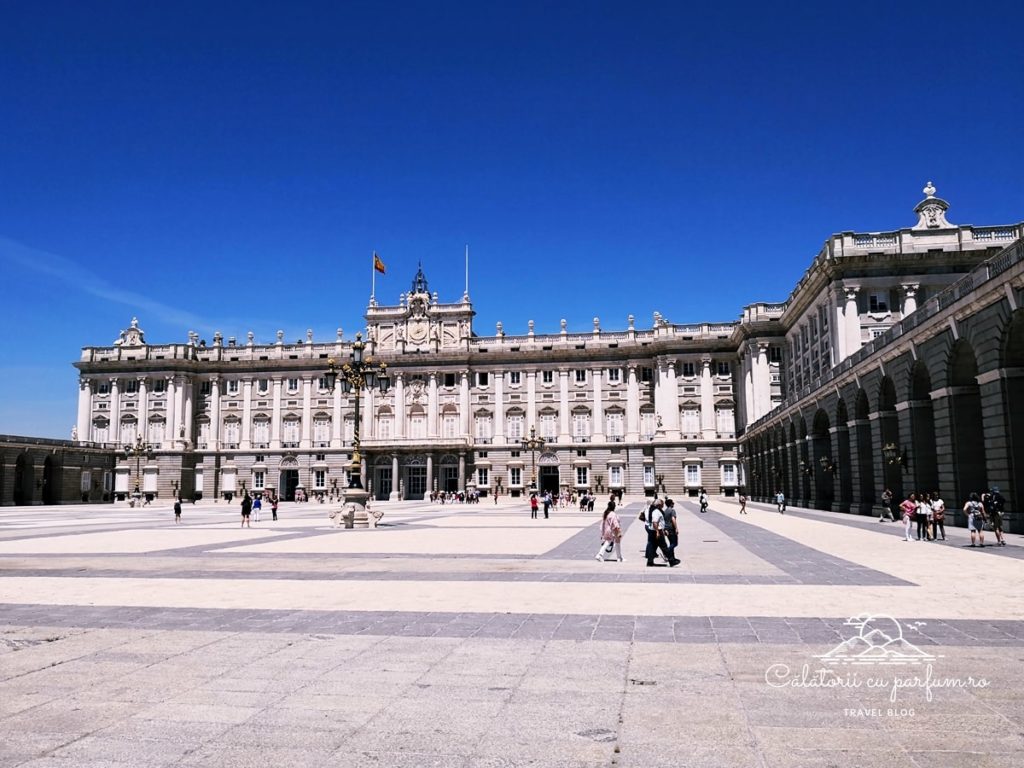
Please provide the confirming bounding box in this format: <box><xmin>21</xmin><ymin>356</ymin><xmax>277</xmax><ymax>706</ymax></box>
<box><xmin>1</xmin><ymin>1</ymin><xmax>1022</xmax><ymax>438</ymax></box>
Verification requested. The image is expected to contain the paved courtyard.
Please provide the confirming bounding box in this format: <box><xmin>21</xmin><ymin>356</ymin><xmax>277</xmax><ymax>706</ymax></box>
<box><xmin>1</xmin><ymin>495</ymin><xmax>1022</xmax><ymax>767</ymax></box>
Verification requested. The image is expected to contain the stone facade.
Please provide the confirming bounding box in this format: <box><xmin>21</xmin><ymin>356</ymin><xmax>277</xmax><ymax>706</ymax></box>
<box><xmin>60</xmin><ymin>185</ymin><xmax>1021</xmax><ymax>521</ymax></box>
<box><xmin>0</xmin><ymin>435</ymin><xmax>118</xmax><ymax>505</ymax></box>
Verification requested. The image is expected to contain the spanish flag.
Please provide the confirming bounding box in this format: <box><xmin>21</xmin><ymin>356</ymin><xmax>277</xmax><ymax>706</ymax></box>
<box><xmin>373</xmin><ymin>252</ymin><xmax>386</xmax><ymax>274</ymax></box>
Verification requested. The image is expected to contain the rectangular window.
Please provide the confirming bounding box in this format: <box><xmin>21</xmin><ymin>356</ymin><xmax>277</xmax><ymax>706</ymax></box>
<box><xmin>574</xmin><ymin>369</ymin><xmax>586</xmax><ymax>384</ymax></box>
<box><xmin>507</xmin><ymin>415</ymin><xmax>524</xmax><ymax>440</ymax></box>
<box><xmin>686</xmin><ymin>464</ymin><xmax>700</xmax><ymax>485</ymax></box>
<box><xmin>606</xmin><ymin>412</ymin><xmax>624</xmax><ymax>438</ymax></box>
<box><xmin>682</xmin><ymin>362</ymin><xmax>696</xmax><ymax>378</ymax></box>
<box><xmin>539</xmin><ymin>413</ymin><xmax>557</xmax><ymax>439</ymax></box>
<box><xmin>154</xmin><ymin>380</ymin><xmax>167</xmax><ymax>393</ymax></box>
<box><xmin>509</xmin><ymin>371</ymin><xmax>521</xmax><ymax>385</ymax></box>
<box><xmin>607</xmin><ymin>368</ymin><xmax>620</xmax><ymax>383</ymax></box>
<box><xmin>542</xmin><ymin>370</ymin><xmax>553</xmax><ymax>384</ymax></box>
<box><xmin>444</xmin><ymin>373</ymin><xmax>456</xmax><ymax>388</ymax></box>
<box><xmin>716</xmin><ymin>408</ymin><xmax>734</xmax><ymax>436</ymax></box>
<box><xmin>683</xmin><ymin>409</ymin><xmax>700</xmax><ymax>435</ymax></box>
<box><xmin>475</xmin><ymin>416</ymin><xmax>492</xmax><ymax>440</ymax></box>
<box><xmin>609</xmin><ymin>465</ymin><xmax>623</xmax><ymax>486</ymax></box>
<box><xmin>318</xmin><ymin>376</ymin><xmax>329</xmax><ymax>391</ymax></box>
<box><xmin>442</xmin><ymin>414</ymin><xmax>458</xmax><ymax>438</ymax></box>
<box><xmin>476</xmin><ymin>372</ymin><xmax>489</xmax><ymax>387</ymax></box>
<box><xmin>640</xmin><ymin>367</ymin><xmax>653</xmax><ymax>383</ymax></box>
<box><xmin>378</xmin><ymin>416</ymin><xmax>393</xmax><ymax>439</ymax></box>
<box><xmin>125</xmin><ymin>379</ymin><xmax>138</xmax><ymax>394</ymax></box>
<box><xmin>257</xmin><ymin>379</ymin><xmax>269</xmax><ymax>394</ymax></box>
<box><xmin>477</xmin><ymin>467</ymin><xmax>489</xmax><ymax>486</ymax></box>
<box><xmin>769</xmin><ymin>347</ymin><xmax>782</xmax><ymax>364</ymax></box>
<box><xmin>643</xmin><ymin>465</ymin><xmax>655</xmax><ymax>486</ymax></box>
<box><xmin>315</xmin><ymin>453</ymin><xmax>326</xmax><ymax>461</ymax></box>
<box><xmin>314</xmin><ymin>469</ymin><xmax>326</xmax><ymax>489</ymax></box>
<box><xmin>97</xmin><ymin>382</ymin><xmax>110</xmax><ymax>395</ymax></box>
<box><xmin>313</xmin><ymin>420</ymin><xmax>331</xmax><ymax>444</ymax></box>
<box><xmin>409</xmin><ymin>415</ymin><xmax>426</xmax><ymax>439</ymax></box>
<box><xmin>510</xmin><ymin>450</ymin><xmax>521</xmax><ymax>458</ymax></box>
<box><xmin>716</xmin><ymin>361</ymin><xmax>731</xmax><ymax>377</ymax></box>
<box><xmin>869</xmin><ymin>293</ymin><xmax>889</xmax><ymax>313</ymax></box>
<box><xmin>575</xmin><ymin>466</ymin><xmax>589</xmax><ymax>486</ymax></box>
<box><xmin>253</xmin><ymin>471</ymin><xmax>265</xmax><ymax>490</ymax></box>
<box><xmin>722</xmin><ymin>464</ymin><xmax>736</xmax><ymax>484</ymax></box>
<box><xmin>572</xmin><ymin>413</ymin><xmax>590</xmax><ymax>438</ymax></box>
<box><xmin>226</xmin><ymin>380</ymin><xmax>238</xmax><ymax>394</ymax></box>
<box><xmin>641</xmin><ymin>412</ymin><xmax>656</xmax><ymax>439</ymax></box>
<box><xmin>287</xmin><ymin>378</ymin><xmax>299</xmax><ymax>392</ymax></box>
<box><xmin>509</xmin><ymin>467</ymin><xmax>522</xmax><ymax>486</ymax></box>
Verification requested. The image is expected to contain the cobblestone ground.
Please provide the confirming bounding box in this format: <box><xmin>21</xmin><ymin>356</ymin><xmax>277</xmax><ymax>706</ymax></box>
<box><xmin>1</xmin><ymin>496</ymin><xmax>1022</xmax><ymax>767</ymax></box>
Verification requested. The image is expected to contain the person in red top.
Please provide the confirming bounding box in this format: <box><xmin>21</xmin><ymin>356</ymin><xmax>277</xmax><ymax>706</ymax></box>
<box><xmin>529</xmin><ymin>493</ymin><xmax>539</xmax><ymax>519</ymax></box>
<box><xmin>899</xmin><ymin>493</ymin><xmax>917</xmax><ymax>542</ymax></box>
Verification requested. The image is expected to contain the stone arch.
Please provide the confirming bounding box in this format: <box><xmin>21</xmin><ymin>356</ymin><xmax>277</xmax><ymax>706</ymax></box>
<box><xmin>811</xmin><ymin>409</ymin><xmax>833</xmax><ymax>510</ymax></box>
<box><xmin>877</xmin><ymin>377</ymin><xmax>903</xmax><ymax>502</ymax></box>
<box><xmin>42</xmin><ymin>454</ymin><xmax>60</xmax><ymax>505</ymax></box>
<box><xmin>947</xmin><ymin>339</ymin><xmax>987</xmax><ymax>507</ymax></box>
<box><xmin>13</xmin><ymin>452</ymin><xmax>33</xmax><ymax>506</ymax></box>
<box><xmin>908</xmin><ymin>360</ymin><xmax>939</xmax><ymax>494</ymax></box>
<box><xmin>1001</xmin><ymin>309</ymin><xmax>1024</xmax><ymax>519</ymax></box>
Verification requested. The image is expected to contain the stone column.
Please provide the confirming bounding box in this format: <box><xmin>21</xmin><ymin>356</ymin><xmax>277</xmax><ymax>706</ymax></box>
<box><xmin>663</xmin><ymin>359</ymin><xmax>681</xmax><ymax>439</ymax></box>
<box><xmin>109</xmin><ymin>378</ymin><xmax>121</xmax><ymax>443</ymax></box>
<box><xmin>494</xmin><ymin>369</ymin><xmax>506</xmax><ymax>443</ymax></box>
<box><xmin>592</xmin><ymin>366</ymin><xmax>604</xmax><ymax>442</ymax></box>
<box><xmin>390</xmin><ymin>454</ymin><xmax>399</xmax><ymax>501</ymax></box>
<box><xmin>363</xmin><ymin>387</ymin><xmax>375</xmax><ymax>438</ymax></box>
<box><xmin>209</xmin><ymin>376</ymin><xmax>220</xmax><ymax>450</ymax></box>
<box><xmin>526</xmin><ymin>371</ymin><xmax>537</xmax><ymax>431</ymax></box>
<box><xmin>742</xmin><ymin>349</ymin><xmax>754</xmax><ymax>429</ymax></box>
<box><xmin>394</xmin><ymin>372</ymin><xmax>406</xmax><ymax>438</ymax></box>
<box><xmin>458</xmin><ymin>453</ymin><xmax>466</xmax><ymax>491</ymax></box>
<box><xmin>428</xmin><ymin>372</ymin><xmax>439</xmax><ymax>438</ymax></box>
<box><xmin>76</xmin><ymin>378</ymin><xmax>92</xmax><ymax>442</ymax></box>
<box><xmin>901</xmin><ymin>284</ymin><xmax>919</xmax><ymax>317</ymax></box>
<box><xmin>300</xmin><ymin>376</ymin><xmax>312</xmax><ymax>448</ymax></box>
<box><xmin>626</xmin><ymin>365</ymin><xmax>640</xmax><ymax>440</ymax></box>
<box><xmin>844</xmin><ymin>286</ymin><xmax>862</xmax><ymax>360</ymax></box>
<box><xmin>137</xmin><ymin>377</ymin><xmax>149</xmax><ymax>442</ymax></box>
<box><xmin>165</xmin><ymin>376</ymin><xmax>177</xmax><ymax>443</ymax></box>
<box><xmin>182</xmin><ymin>377</ymin><xmax>194</xmax><ymax>446</ymax></box>
<box><xmin>270</xmin><ymin>377</ymin><xmax>282</xmax><ymax>449</ymax></box>
<box><xmin>558</xmin><ymin>369</ymin><xmax>570</xmax><ymax>442</ymax></box>
<box><xmin>753</xmin><ymin>343</ymin><xmax>771</xmax><ymax>421</ymax></box>
<box><xmin>331</xmin><ymin>380</ymin><xmax>343</xmax><ymax>447</ymax></box>
<box><xmin>978</xmin><ymin>370</ymin><xmax>1021</xmax><ymax>532</ymax></box>
<box><xmin>459</xmin><ymin>371</ymin><xmax>471</xmax><ymax>437</ymax></box>
<box><xmin>426</xmin><ymin>454</ymin><xmax>434</xmax><ymax>494</ymax></box>
<box><xmin>241</xmin><ymin>378</ymin><xmax>253</xmax><ymax>449</ymax></box>
<box><xmin>700</xmin><ymin>355</ymin><xmax>715</xmax><ymax>439</ymax></box>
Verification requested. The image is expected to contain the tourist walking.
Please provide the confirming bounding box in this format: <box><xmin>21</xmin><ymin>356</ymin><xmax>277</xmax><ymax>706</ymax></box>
<box><xmin>965</xmin><ymin>493</ymin><xmax>986</xmax><ymax>547</ymax></box>
<box><xmin>173</xmin><ymin>498</ymin><xmax>182</xmax><ymax>524</ymax></box>
<box><xmin>738</xmin><ymin>493</ymin><xmax>748</xmax><ymax>514</ymax></box>
<box><xmin>252</xmin><ymin>494</ymin><xmax>262</xmax><ymax>523</ymax></box>
<box><xmin>879</xmin><ymin>488</ymin><xmax>894</xmax><ymax>522</ymax></box>
<box><xmin>529</xmin><ymin>492</ymin><xmax>539</xmax><ymax>519</ymax></box>
<box><xmin>662</xmin><ymin>498</ymin><xmax>679</xmax><ymax>560</ymax></box>
<box><xmin>775</xmin><ymin>490</ymin><xmax>786</xmax><ymax>514</ymax></box>
<box><xmin>899</xmin><ymin>493</ymin><xmax>916</xmax><ymax>541</ymax></box>
<box><xmin>931</xmin><ymin>491</ymin><xmax>946</xmax><ymax>541</ymax></box>
<box><xmin>595</xmin><ymin>501</ymin><xmax>623</xmax><ymax>562</ymax></box>
<box><xmin>642</xmin><ymin>499</ymin><xmax>678</xmax><ymax>567</ymax></box>
<box><xmin>699</xmin><ymin>489</ymin><xmax>709</xmax><ymax>513</ymax></box>
<box><xmin>983</xmin><ymin>488</ymin><xmax>1006</xmax><ymax>546</ymax></box>
<box><xmin>240</xmin><ymin>493</ymin><xmax>252</xmax><ymax>528</ymax></box>
<box><xmin>542</xmin><ymin>491</ymin><xmax>551</xmax><ymax>519</ymax></box>
<box><xmin>271</xmin><ymin>495</ymin><xmax>279</xmax><ymax>521</ymax></box>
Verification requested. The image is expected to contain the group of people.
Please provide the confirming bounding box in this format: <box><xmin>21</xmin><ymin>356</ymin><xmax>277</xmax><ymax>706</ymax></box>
<box><xmin>593</xmin><ymin>495</ymin><xmax>681</xmax><ymax>567</ymax></box>
<box><xmin>881</xmin><ymin>486</ymin><xmax>1006</xmax><ymax>546</ymax></box>
<box><xmin>429</xmin><ymin>490</ymin><xmax>479</xmax><ymax>504</ymax></box>
<box><xmin>239</xmin><ymin>491</ymin><xmax>279</xmax><ymax>527</ymax></box>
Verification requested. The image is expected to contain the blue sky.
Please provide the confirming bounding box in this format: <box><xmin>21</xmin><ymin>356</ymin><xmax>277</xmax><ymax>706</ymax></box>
<box><xmin>2</xmin><ymin>0</ymin><xmax>1022</xmax><ymax>438</ymax></box>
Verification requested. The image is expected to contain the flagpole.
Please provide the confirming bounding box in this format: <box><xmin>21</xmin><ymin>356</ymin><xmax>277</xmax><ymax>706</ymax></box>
<box><xmin>371</xmin><ymin>250</ymin><xmax>376</xmax><ymax>304</ymax></box>
<box><xmin>464</xmin><ymin>243</ymin><xmax>469</xmax><ymax>299</ymax></box>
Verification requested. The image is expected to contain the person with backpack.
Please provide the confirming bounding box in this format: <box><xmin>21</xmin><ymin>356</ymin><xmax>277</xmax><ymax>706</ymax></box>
<box><xmin>983</xmin><ymin>488</ymin><xmax>1006</xmax><ymax>546</ymax></box>
<box><xmin>699</xmin><ymin>489</ymin><xmax>709</xmax><ymax>513</ymax></box>
<box><xmin>595</xmin><ymin>501</ymin><xmax>623</xmax><ymax>562</ymax></box>
<box><xmin>662</xmin><ymin>498</ymin><xmax>680</xmax><ymax>560</ymax></box>
<box><xmin>964</xmin><ymin>492</ymin><xmax>986</xmax><ymax>547</ymax></box>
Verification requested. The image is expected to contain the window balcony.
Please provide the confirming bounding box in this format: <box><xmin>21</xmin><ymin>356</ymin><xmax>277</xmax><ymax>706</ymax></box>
<box><xmin>572</xmin><ymin>436</ymin><xmax>591</xmax><ymax>443</ymax></box>
<box><xmin>282</xmin><ymin>442</ymin><xmax>300</xmax><ymax>448</ymax></box>
<box><xmin>608</xmin><ymin>435</ymin><xmax>625</xmax><ymax>443</ymax></box>
<box><xmin>475</xmin><ymin>437</ymin><xmax>492</xmax><ymax>444</ymax></box>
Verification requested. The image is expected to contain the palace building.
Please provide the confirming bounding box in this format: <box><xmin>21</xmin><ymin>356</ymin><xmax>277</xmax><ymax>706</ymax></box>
<box><xmin>12</xmin><ymin>184</ymin><xmax>1016</xmax><ymax>524</ymax></box>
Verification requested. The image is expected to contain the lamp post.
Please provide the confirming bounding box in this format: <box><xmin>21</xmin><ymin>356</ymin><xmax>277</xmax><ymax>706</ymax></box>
<box><xmin>521</xmin><ymin>425</ymin><xmax>545</xmax><ymax>492</ymax></box>
<box><xmin>124</xmin><ymin>434</ymin><xmax>150</xmax><ymax>506</ymax></box>
<box><xmin>325</xmin><ymin>333</ymin><xmax>390</xmax><ymax>527</ymax></box>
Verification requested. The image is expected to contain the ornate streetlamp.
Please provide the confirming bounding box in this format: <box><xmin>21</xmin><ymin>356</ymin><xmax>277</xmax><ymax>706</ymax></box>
<box><xmin>325</xmin><ymin>333</ymin><xmax>390</xmax><ymax>527</ymax></box>
<box><xmin>124</xmin><ymin>434</ymin><xmax>151</xmax><ymax>506</ymax></box>
<box><xmin>521</xmin><ymin>425</ymin><xmax>545</xmax><ymax>492</ymax></box>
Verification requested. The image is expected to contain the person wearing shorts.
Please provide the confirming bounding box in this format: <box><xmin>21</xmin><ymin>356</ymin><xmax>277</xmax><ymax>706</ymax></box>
<box><xmin>174</xmin><ymin>499</ymin><xmax>182</xmax><ymax>524</ymax></box>
<box><xmin>964</xmin><ymin>493</ymin><xmax>985</xmax><ymax>547</ymax></box>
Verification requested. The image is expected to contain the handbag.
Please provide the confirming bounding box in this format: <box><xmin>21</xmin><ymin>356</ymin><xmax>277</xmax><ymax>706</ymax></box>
<box><xmin>603</xmin><ymin>541</ymin><xmax>614</xmax><ymax>554</ymax></box>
